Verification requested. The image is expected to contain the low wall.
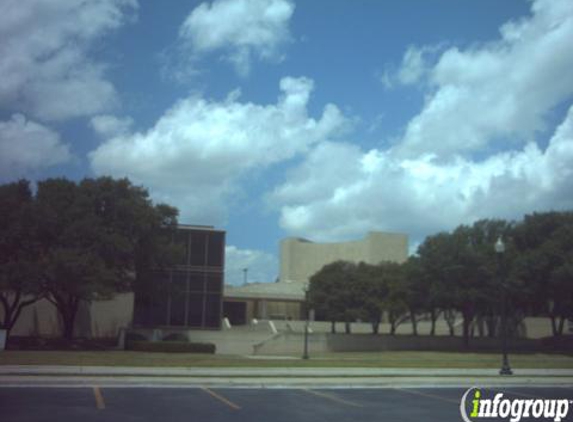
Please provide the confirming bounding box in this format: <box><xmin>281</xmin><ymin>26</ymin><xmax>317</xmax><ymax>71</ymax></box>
<box><xmin>255</xmin><ymin>333</ymin><xmax>545</xmax><ymax>355</ymax></box>
<box><xmin>131</xmin><ymin>322</ymin><xmax>277</xmax><ymax>355</ymax></box>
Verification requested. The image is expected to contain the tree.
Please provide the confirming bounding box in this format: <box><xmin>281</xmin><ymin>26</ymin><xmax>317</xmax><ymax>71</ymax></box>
<box><xmin>378</xmin><ymin>261</ymin><xmax>409</xmax><ymax>335</ymax></box>
<box><xmin>355</xmin><ymin>262</ymin><xmax>388</xmax><ymax>334</ymax></box>
<box><xmin>0</xmin><ymin>180</ymin><xmax>43</xmax><ymax>339</ymax></box>
<box><xmin>36</xmin><ymin>177</ymin><xmax>178</xmax><ymax>339</ymax></box>
<box><xmin>513</xmin><ymin>211</ymin><xmax>573</xmax><ymax>336</ymax></box>
<box><xmin>401</xmin><ymin>257</ymin><xmax>428</xmax><ymax>336</ymax></box>
<box><xmin>308</xmin><ymin>261</ymin><xmax>363</xmax><ymax>334</ymax></box>
<box><xmin>417</xmin><ymin>228</ymin><xmax>487</xmax><ymax>346</ymax></box>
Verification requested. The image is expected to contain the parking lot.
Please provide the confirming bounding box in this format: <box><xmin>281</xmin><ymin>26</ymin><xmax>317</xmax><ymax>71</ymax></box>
<box><xmin>1</xmin><ymin>386</ymin><xmax>572</xmax><ymax>422</ymax></box>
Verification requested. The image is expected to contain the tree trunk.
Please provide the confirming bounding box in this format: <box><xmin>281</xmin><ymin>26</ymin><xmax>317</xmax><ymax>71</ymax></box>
<box><xmin>550</xmin><ymin>315</ymin><xmax>558</xmax><ymax>337</ymax></box>
<box><xmin>62</xmin><ymin>313</ymin><xmax>75</xmax><ymax>340</ymax></box>
<box><xmin>345</xmin><ymin>321</ymin><xmax>351</xmax><ymax>334</ymax></box>
<box><xmin>558</xmin><ymin>316</ymin><xmax>565</xmax><ymax>336</ymax></box>
<box><xmin>410</xmin><ymin>310</ymin><xmax>418</xmax><ymax>336</ymax></box>
<box><xmin>48</xmin><ymin>292</ymin><xmax>80</xmax><ymax>341</ymax></box>
<box><xmin>486</xmin><ymin>315</ymin><xmax>497</xmax><ymax>338</ymax></box>
<box><xmin>429</xmin><ymin>309</ymin><xmax>437</xmax><ymax>336</ymax></box>
<box><xmin>330</xmin><ymin>321</ymin><xmax>336</xmax><ymax>334</ymax></box>
<box><xmin>371</xmin><ymin>321</ymin><xmax>379</xmax><ymax>334</ymax></box>
<box><xmin>444</xmin><ymin>309</ymin><xmax>456</xmax><ymax>336</ymax></box>
<box><xmin>462</xmin><ymin>311</ymin><xmax>474</xmax><ymax>348</ymax></box>
<box><xmin>0</xmin><ymin>292</ymin><xmax>40</xmax><ymax>346</ymax></box>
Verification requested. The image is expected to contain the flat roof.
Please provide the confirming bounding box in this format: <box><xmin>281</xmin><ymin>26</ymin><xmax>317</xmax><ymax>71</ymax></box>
<box><xmin>178</xmin><ymin>223</ymin><xmax>225</xmax><ymax>232</ymax></box>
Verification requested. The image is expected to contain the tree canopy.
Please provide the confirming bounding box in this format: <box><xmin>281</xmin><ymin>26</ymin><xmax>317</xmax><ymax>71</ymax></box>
<box><xmin>0</xmin><ymin>177</ymin><xmax>178</xmax><ymax>340</ymax></box>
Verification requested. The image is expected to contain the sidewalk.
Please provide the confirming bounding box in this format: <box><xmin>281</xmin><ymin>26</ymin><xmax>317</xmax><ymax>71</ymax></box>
<box><xmin>1</xmin><ymin>365</ymin><xmax>572</xmax><ymax>388</ymax></box>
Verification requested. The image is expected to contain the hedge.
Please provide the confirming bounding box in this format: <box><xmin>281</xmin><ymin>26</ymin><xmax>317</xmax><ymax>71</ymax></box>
<box><xmin>127</xmin><ymin>340</ymin><xmax>216</xmax><ymax>354</ymax></box>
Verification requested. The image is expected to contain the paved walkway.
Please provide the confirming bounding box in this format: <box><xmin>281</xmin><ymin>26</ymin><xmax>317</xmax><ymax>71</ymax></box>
<box><xmin>1</xmin><ymin>365</ymin><xmax>573</xmax><ymax>377</ymax></box>
<box><xmin>1</xmin><ymin>365</ymin><xmax>572</xmax><ymax>388</ymax></box>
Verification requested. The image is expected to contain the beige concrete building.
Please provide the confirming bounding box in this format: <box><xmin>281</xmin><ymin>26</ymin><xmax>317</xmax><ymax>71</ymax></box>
<box><xmin>4</xmin><ymin>231</ymin><xmax>409</xmax><ymax>336</ymax></box>
<box><xmin>9</xmin><ymin>293</ymin><xmax>134</xmax><ymax>338</ymax></box>
<box><xmin>279</xmin><ymin>231</ymin><xmax>409</xmax><ymax>284</ymax></box>
<box><xmin>223</xmin><ymin>231</ymin><xmax>409</xmax><ymax>324</ymax></box>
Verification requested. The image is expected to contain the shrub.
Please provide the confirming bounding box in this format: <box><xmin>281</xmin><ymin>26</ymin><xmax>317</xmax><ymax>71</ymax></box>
<box><xmin>127</xmin><ymin>341</ymin><xmax>216</xmax><ymax>354</ymax></box>
<box><xmin>162</xmin><ymin>332</ymin><xmax>189</xmax><ymax>342</ymax></box>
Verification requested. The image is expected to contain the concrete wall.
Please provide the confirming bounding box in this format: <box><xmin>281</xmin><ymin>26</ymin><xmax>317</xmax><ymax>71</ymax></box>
<box><xmin>132</xmin><ymin>324</ymin><xmax>277</xmax><ymax>355</ymax></box>
<box><xmin>254</xmin><ymin>332</ymin><xmax>544</xmax><ymax>355</ymax></box>
<box><xmin>279</xmin><ymin>232</ymin><xmax>408</xmax><ymax>284</ymax></box>
<box><xmin>9</xmin><ymin>293</ymin><xmax>134</xmax><ymax>338</ymax></box>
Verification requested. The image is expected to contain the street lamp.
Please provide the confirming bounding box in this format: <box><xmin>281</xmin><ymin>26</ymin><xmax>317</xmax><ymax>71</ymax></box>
<box><xmin>495</xmin><ymin>236</ymin><xmax>513</xmax><ymax>376</ymax></box>
<box><xmin>302</xmin><ymin>283</ymin><xmax>310</xmax><ymax>360</ymax></box>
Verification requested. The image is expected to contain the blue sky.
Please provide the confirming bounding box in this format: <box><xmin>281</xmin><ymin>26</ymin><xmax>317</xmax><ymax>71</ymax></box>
<box><xmin>1</xmin><ymin>0</ymin><xmax>573</xmax><ymax>285</ymax></box>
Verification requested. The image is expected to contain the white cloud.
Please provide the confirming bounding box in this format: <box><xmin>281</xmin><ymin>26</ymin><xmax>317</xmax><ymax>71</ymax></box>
<box><xmin>397</xmin><ymin>46</ymin><xmax>429</xmax><ymax>86</ymax></box>
<box><xmin>91</xmin><ymin>115</ymin><xmax>134</xmax><ymax>138</ymax></box>
<box><xmin>90</xmin><ymin>76</ymin><xmax>346</xmax><ymax>224</ymax></box>
<box><xmin>396</xmin><ymin>0</ymin><xmax>573</xmax><ymax>158</ymax></box>
<box><xmin>271</xmin><ymin>104</ymin><xmax>573</xmax><ymax>247</ymax></box>
<box><xmin>225</xmin><ymin>245</ymin><xmax>278</xmax><ymax>285</ymax></box>
<box><xmin>0</xmin><ymin>0</ymin><xmax>137</xmax><ymax>121</ymax></box>
<box><xmin>0</xmin><ymin>114</ymin><xmax>72</xmax><ymax>179</ymax></box>
<box><xmin>380</xmin><ymin>45</ymin><xmax>436</xmax><ymax>89</ymax></box>
<box><xmin>179</xmin><ymin>0</ymin><xmax>294</xmax><ymax>75</ymax></box>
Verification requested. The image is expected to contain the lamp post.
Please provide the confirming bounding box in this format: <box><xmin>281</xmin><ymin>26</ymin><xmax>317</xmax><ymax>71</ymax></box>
<box><xmin>495</xmin><ymin>236</ymin><xmax>513</xmax><ymax>376</ymax></box>
<box><xmin>303</xmin><ymin>283</ymin><xmax>310</xmax><ymax>360</ymax></box>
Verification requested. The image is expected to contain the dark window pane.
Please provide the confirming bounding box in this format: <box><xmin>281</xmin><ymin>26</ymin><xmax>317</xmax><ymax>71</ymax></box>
<box><xmin>188</xmin><ymin>271</ymin><xmax>204</xmax><ymax>293</ymax></box>
<box><xmin>187</xmin><ymin>293</ymin><xmax>204</xmax><ymax>327</ymax></box>
<box><xmin>169</xmin><ymin>291</ymin><xmax>186</xmax><ymax>326</ymax></box>
<box><xmin>206</xmin><ymin>273</ymin><xmax>222</xmax><ymax>293</ymax></box>
<box><xmin>169</xmin><ymin>271</ymin><xmax>187</xmax><ymax>326</ymax></box>
<box><xmin>173</xmin><ymin>230</ymin><xmax>189</xmax><ymax>265</ymax></box>
<box><xmin>171</xmin><ymin>271</ymin><xmax>188</xmax><ymax>291</ymax></box>
<box><xmin>134</xmin><ymin>270</ymin><xmax>169</xmax><ymax>326</ymax></box>
<box><xmin>151</xmin><ymin>287</ymin><xmax>169</xmax><ymax>326</ymax></box>
<box><xmin>189</xmin><ymin>231</ymin><xmax>207</xmax><ymax>266</ymax></box>
<box><xmin>205</xmin><ymin>294</ymin><xmax>221</xmax><ymax>328</ymax></box>
<box><xmin>207</xmin><ymin>232</ymin><xmax>224</xmax><ymax>267</ymax></box>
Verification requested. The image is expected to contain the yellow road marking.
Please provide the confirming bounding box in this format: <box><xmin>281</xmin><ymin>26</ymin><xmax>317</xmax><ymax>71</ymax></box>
<box><xmin>92</xmin><ymin>386</ymin><xmax>105</xmax><ymax>410</ymax></box>
<box><xmin>201</xmin><ymin>387</ymin><xmax>241</xmax><ymax>410</ymax></box>
<box><xmin>395</xmin><ymin>388</ymin><xmax>459</xmax><ymax>404</ymax></box>
<box><xmin>302</xmin><ymin>388</ymin><xmax>362</xmax><ymax>407</ymax></box>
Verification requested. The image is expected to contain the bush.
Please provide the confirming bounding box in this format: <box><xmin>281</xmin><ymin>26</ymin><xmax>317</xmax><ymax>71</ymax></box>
<box><xmin>6</xmin><ymin>336</ymin><xmax>116</xmax><ymax>351</ymax></box>
<box><xmin>162</xmin><ymin>332</ymin><xmax>189</xmax><ymax>342</ymax></box>
<box><xmin>125</xmin><ymin>332</ymin><xmax>147</xmax><ymax>342</ymax></box>
<box><xmin>127</xmin><ymin>341</ymin><xmax>216</xmax><ymax>354</ymax></box>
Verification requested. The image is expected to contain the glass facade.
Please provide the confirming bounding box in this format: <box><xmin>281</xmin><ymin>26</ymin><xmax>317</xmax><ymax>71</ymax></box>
<box><xmin>134</xmin><ymin>226</ymin><xmax>225</xmax><ymax>329</ymax></box>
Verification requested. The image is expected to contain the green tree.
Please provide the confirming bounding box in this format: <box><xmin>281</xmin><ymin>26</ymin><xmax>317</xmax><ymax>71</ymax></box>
<box><xmin>513</xmin><ymin>211</ymin><xmax>573</xmax><ymax>336</ymax></box>
<box><xmin>308</xmin><ymin>261</ymin><xmax>364</xmax><ymax>334</ymax></box>
<box><xmin>36</xmin><ymin>177</ymin><xmax>178</xmax><ymax>339</ymax></box>
<box><xmin>375</xmin><ymin>261</ymin><xmax>408</xmax><ymax>335</ymax></box>
<box><xmin>355</xmin><ymin>262</ymin><xmax>388</xmax><ymax>334</ymax></box>
<box><xmin>0</xmin><ymin>180</ymin><xmax>43</xmax><ymax>339</ymax></box>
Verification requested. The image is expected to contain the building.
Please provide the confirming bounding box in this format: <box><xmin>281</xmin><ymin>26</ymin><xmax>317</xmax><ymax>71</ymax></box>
<box><xmin>8</xmin><ymin>224</ymin><xmax>226</xmax><ymax>337</ymax></box>
<box><xmin>280</xmin><ymin>231</ymin><xmax>409</xmax><ymax>284</ymax></box>
<box><xmin>133</xmin><ymin>224</ymin><xmax>225</xmax><ymax>330</ymax></box>
<box><xmin>223</xmin><ymin>231</ymin><xmax>409</xmax><ymax>324</ymax></box>
<box><xmin>6</xmin><ymin>229</ymin><xmax>408</xmax><ymax>336</ymax></box>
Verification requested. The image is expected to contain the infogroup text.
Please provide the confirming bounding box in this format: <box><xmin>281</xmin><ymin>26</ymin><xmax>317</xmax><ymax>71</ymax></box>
<box><xmin>460</xmin><ymin>388</ymin><xmax>571</xmax><ymax>422</ymax></box>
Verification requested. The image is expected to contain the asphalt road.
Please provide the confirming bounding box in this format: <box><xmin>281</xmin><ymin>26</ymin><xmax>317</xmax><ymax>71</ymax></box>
<box><xmin>1</xmin><ymin>386</ymin><xmax>572</xmax><ymax>422</ymax></box>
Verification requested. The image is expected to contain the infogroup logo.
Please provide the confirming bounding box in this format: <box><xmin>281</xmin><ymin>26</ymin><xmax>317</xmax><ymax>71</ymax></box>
<box><xmin>460</xmin><ymin>387</ymin><xmax>571</xmax><ymax>422</ymax></box>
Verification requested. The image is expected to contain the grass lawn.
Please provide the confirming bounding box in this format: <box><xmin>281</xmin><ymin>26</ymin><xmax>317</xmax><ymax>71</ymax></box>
<box><xmin>1</xmin><ymin>350</ymin><xmax>573</xmax><ymax>369</ymax></box>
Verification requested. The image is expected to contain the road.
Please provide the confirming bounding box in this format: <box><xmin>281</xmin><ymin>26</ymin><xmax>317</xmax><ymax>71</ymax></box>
<box><xmin>1</xmin><ymin>386</ymin><xmax>572</xmax><ymax>422</ymax></box>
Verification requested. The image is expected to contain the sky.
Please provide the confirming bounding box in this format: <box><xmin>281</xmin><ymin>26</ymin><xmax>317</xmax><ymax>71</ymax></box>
<box><xmin>1</xmin><ymin>0</ymin><xmax>573</xmax><ymax>285</ymax></box>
